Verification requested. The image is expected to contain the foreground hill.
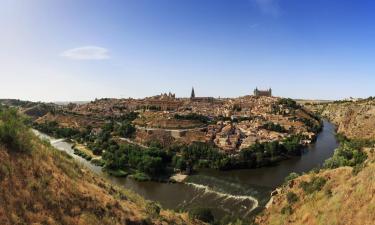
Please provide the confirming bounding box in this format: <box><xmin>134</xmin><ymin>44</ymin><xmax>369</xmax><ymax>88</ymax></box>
<box><xmin>0</xmin><ymin>108</ymin><xmax>202</xmax><ymax>225</ymax></box>
<box><xmin>256</xmin><ymin>148</ymin><xmax>375</xmax><ymax>225</ymax></box>
<box><xmin>257</xmin><ymin>99</ymin><xmax>375</xmax><ymax>225</ymax></box>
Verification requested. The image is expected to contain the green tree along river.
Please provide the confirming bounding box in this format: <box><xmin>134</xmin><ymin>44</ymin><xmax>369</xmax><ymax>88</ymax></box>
<box><xmin>33</xmin><ymin>120</ymin><xmax>338</xmax><ymax>221</ymax></box>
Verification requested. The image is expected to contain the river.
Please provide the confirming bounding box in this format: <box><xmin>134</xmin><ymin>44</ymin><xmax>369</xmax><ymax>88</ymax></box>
<box><xmin>34</xmin><ymin>120</ymin><xmax>338</xmax><ymax>220</ymax></box>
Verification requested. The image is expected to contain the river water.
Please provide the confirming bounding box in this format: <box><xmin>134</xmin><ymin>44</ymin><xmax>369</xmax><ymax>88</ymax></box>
<box><xmin>34</xmin><ymin>120</ymin><xmax>338</xmax><ymax>220</ymax></box>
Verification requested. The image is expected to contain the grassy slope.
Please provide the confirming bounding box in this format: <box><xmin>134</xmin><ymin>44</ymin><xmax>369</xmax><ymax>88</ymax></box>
<box><xmin>257</xmin><ymin>151</ymin><xmax>375</xmax><ymax>225</ymax></box>
<box><xmin>0</xmin><ymin>134</ymin><xmax>202</xmax><ymax>225</ymax></box>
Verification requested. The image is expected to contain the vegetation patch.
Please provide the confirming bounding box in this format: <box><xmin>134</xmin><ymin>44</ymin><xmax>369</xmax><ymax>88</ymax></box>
<box><xmin>188</xmin><ymin>207</ymin><xmax>214</xmax><ymax>223</ymax></box>
<box><xmin>281</xmin><ymin>205</ymin><xmax>293</xmax><ymax>215</ymax></box>
<box><xmin>145</xmin><ymin>201</ymin><xmax>161</xmax><ymax>218</ymax></box>
<box><xmin>0</xmin><ymin>107</ymin><xmax>33</xmax><ymax>153</ymax></box>
<box><xmin>286</xmin><ymin>192</ymin><xmax>299</xmax><ymax>204</ymax></box>
<box><xmin>131</xmin><ymin>172</ymin><xmax>151</xmax><ymax>182</ymax></box>
<box><xmin>261</xmin><ymin>122</ymin><xmax>287</xmax><ymax>133</ymax></box>
<box><xmin>73</xmin><ymin>148</ymin><xmax>92</xmax><ymax>161</ymax></box>
<box><xmin>104</xmin><ymin>168</ymin><xmax>129</xmax><ymax>177</ymax></box>
<box><xmin>284</xmin><ymin>172</ymin><xmax>300</xmax><ymax>185</ymax></box>
<box><xmin>299</xmin><ymin>176</ymin><xmax>327</xmax><ymax>194</ymax></box>
<box><xmin>174</xmin><ymin>113</ymin><xmax>209</xmax><ymax>123</ymax></box>
<box><xmin>324</xmin><ymin>138</ymin><xmax>368</xmax><ymax>169</ymax></box>
<box><xmin>91</xmin><ymin>158</ymin><xmax>106</xmax><ymax>167</ymax></box>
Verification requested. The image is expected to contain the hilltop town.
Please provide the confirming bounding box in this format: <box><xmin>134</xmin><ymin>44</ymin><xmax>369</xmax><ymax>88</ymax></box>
<box><xmin>9</xmin><ymin>88</ymin><xmax>321</xmax><ymax>153</ymax></box>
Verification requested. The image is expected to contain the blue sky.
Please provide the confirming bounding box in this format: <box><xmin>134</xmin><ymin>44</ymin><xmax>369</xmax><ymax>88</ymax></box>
<box><xmin>1</xmin><ymin>0</ymin><xmax>375</xmax><ymax>101</ymax></box>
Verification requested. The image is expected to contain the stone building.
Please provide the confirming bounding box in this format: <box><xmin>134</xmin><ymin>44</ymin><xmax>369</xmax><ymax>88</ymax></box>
<box><xmin>254</xmin><ymin>88</ymin><xmax>272</xmax><ymax>97</ymax></box>
<box><xmin>190</xmin><ymin>87</ymin><xmax>215</xmax><ymax>103</ymax></box>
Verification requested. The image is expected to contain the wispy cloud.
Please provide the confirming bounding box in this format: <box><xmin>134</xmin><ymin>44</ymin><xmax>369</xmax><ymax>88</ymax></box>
<box><xmin>254</xmin><ymin>0</ymin><xmax>281</xmax><ymax>17</ymax></box>
<box><xmin>61</xmin><ymin>46</ymin><xmax>110</xmax><ymax>60</ymax></box>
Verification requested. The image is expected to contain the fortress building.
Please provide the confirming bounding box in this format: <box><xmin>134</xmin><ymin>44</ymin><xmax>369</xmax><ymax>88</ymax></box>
<box><xmin>254</xmin><ymin>88</ymin><xmax>272</xmax><ymax>97</ymax></box>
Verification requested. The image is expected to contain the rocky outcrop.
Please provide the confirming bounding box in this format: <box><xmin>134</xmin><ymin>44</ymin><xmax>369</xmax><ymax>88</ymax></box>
<box><xmin>308</xmin><ymin>99</ymin><xmax>375</xmax><ymax>139</ymax></box>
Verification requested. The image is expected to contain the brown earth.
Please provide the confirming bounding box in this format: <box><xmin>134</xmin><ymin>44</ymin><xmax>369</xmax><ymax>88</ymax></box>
<box><xmin>36</xmin><ymin>112</ymin><xmax>105</xmax><ymax>130</ymax></box>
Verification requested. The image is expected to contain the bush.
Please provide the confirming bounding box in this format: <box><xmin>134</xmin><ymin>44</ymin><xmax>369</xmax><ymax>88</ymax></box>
<box><xmin>116</xmin><ymin>122</ymin><xmax>135</xmax><ymax>138</ymax></box>
<box><xmin>324</xmin><ymin>142</ymin><xmax>368</xmax><ymax>169</ymax></box>
<box><xmin>262</xmin><ymin>122</ymin><xmax>287</xmax><ymax>133</ymax></box>
<box><xmin>105</xmin><ymin>169</ymin><xmax>128</xmax><ymax>177</ymax></box>
<box><xmin>299</xmin><ymin>176</ymin><xmax>327</xmax><ymax>194</ymax></box>
<box><xmin>174</xmin><ymin>113</ymin><xmax>209</xmax><ymax>123</ymax></box>
<box><xmin>281</xmin><ymin>205</ymin><xmax>293</xmax><ymax>215</ymax></box>
<box><xmin>145</xmin><ymin>201</ymin><xmax>161</xmax><ymax>217</ymax></box>
<box><xmin>189</xmin><ymin>207</ymin><xmax>214</xmax><ymax>223</ymax></box>
<box><xmin>91</xmin><ymin>158</ymin><xmax>106</xmax><ymax>167</ymax></box>
<box><xmin>131</xmin><ymin>172</ymin><xmax>151</xmax><ymax>182</ymax></box>
<box><xmin>278</xmin><ymin>98</ymin><xmax>300</xmax><ymax>109</ymax></box>
<box><xmin>352</xmin><ymin>163</ymin><xmax>365</xmax><ymax>175</ymax></box>
<box><xmin>286</xmin><ymin>192</ymin><xmax>299</xmax><ymax>204</ymax></box>
<box><xmin>0</xmin><ymin>108</ymin><xmax>33</xmax><ymax>153</ymax></box>
<box><xmin>284</xmin><ymin>172</ymin><xmax>299</xmax><ymax>184</ymax></box>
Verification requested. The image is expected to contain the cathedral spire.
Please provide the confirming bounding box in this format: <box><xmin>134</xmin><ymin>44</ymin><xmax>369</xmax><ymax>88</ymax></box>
<box><xmin>190</xmin><ymin>87</ymin><xmax>195</xmax><ymax>99</ymax></box>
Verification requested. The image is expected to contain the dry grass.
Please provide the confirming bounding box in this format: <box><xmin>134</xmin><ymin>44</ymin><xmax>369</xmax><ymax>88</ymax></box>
<box><xmin>257</xmin><ymin>150</ymin><xmax>375</xmax><ymax>225</ymax></box>
<box><xmin>0</xmin><ymin>135</ymin><xmax>204</xmax><ymax>225</ymax></box>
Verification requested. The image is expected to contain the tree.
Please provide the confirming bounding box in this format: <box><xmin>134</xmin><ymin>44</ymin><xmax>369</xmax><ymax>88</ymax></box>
<box><xmin>116</xmin><ymin>122</ymin><xmax>135</xmax><ymax>138</ymax></box>
<box><xmin>189</xmin><ymin>207</ymin><xmax>214</xmax><ymax>223</ymax></box>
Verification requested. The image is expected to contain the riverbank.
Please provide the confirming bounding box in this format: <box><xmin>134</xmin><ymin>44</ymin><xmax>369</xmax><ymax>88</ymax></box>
<box><xmin>33</xmin><ymin>120</ymin><xmax>338</xmax><ymax>221</ymax></box>
<box><xmin>170</xmin><ymin>173</ymin><xmax>188</xmax><ymax>182</ymax></box>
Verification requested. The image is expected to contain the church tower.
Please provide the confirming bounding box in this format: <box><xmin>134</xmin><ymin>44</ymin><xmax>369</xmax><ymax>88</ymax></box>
<box><xmin>190</xmin><ymin>87</ymin><xmax>195</xmax><ymax>99</ymax></box>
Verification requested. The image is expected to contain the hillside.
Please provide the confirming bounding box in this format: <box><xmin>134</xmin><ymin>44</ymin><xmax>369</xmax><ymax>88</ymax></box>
<box><xmin>0</xmin><ymin>108</ymin><xmax>203</xmax><ymax>225</ymax></box>
<box><xmin>256</xmin><ymin>147</ymin><xmax>375</xmax><ymax>225</ymax></box>
<box><xmin>305</xmin><ymin>98</ymin><xmax>375</xmax><ymax>139</ymax></box>
<box><xmin>257</xmin><ymin>99</ymin><xmax>375</xmax><ymax>225</ymax></box>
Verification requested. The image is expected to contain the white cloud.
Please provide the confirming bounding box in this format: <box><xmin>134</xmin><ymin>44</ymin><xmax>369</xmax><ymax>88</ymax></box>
<box><xmin>61</xmin><ymin>46</ymin><xmax>110</xmax><ymax>60</ymax></box>
<box><xmin>254</xmin><ymin>0</ymin><xmax>281</xmax><ymax>17</ymax></box>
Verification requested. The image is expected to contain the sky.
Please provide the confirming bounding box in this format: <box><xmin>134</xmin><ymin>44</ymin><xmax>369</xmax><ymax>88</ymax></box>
<box><xmin>1</xmin><ymin>0</ymin><xmax>375</xmax><ymax>102</ymax></box>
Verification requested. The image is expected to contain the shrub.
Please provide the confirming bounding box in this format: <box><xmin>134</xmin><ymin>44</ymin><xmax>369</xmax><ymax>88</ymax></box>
<box><xmin>325</xmin><ymin>189</ymin><xmax>333</xmax><ymax>197</ymax></box>
<box><xmin>145</xmin><ymin>201</ymin><xmax>161</xmax><ymax>217</ymax></box>
<box><xmin>189</xmin><ymin>207</ymin><xmax>214</xmax><ymax>223</ymax></box>
<box><xmin>284</xmin><ymin>172</ymin><xmax>299</xmax><ymax>184</ymax></box>
<box><xmin>324</xmin><ymin>142</ymin><xmax>367</xmax><ymax>169</ymax></box>
<box><xmin>352</xmin><ymin>163</ymin><xmax>365</xmax><ymax>175</ymax></box>
<box><xmin>299</xmin><ymin>176</ymin><xmax>327</xmax><ymax>194</ymax></box>
<box><xmin>91</xmin><ymin>158</ymin><xmax>106</xmax><ymax>167</ymax></box>
<box><xmin>262</xmin><ymin>122</ymin><xmax>287</xmax><ymax>133</ymax></box>
<box><xmin>0</xmin><ymin>108</ymin><xmax>33</xmax><ymax>153</ymax></box>
<box><xmin>174</xmin><ymin>113</ymin><xmax>209</xmax><ymax>123</ymax></box>
<box><xmin>286</xmin><ymin>192</ymin><xmax>299</xmax><ymax>204</ymax></box>
<box><xmin>131</xmin><ymin>172</ymin><xmax>151</xmax><ymax>182</ymax></box>
<box><xmin>281</xmin><ymin>205</ymin><xmax>293</xmax><ymax>215</ymax></box>
<box><xmin>278</xmin><ymin>98</ymin><xmax>300</xmax><ymax>109</ymax></box>
<box><xmin>116</xmin><ymin>122</ymin><xmax>135</xmax><ymax>138</ymax></box>
<box><xmin>105</xmin><ymin>169</ymin><xmax>128</xmax><ymax>177</ymax></box>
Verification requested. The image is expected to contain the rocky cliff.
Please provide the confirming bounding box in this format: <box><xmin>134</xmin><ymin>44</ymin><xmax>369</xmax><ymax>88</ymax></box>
<box><xmin>307</xmin><ymin>99</ymin><xmax>375</xmax><ymax>139</ymax></box>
